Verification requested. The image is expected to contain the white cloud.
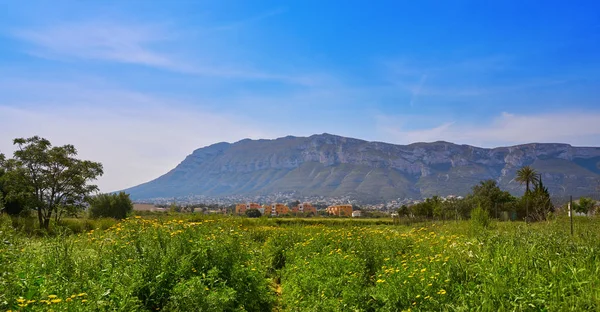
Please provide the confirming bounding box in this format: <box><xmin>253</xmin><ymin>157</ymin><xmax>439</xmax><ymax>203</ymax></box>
<box><xmin>379</xmin><ymin>112</ymin><xmax>600</xmax><ymax>147</ymax></box>
<box><xmin>14</xmin><ymin>21</ymin><xmax>174</xmax><ymax>67</ymax></box>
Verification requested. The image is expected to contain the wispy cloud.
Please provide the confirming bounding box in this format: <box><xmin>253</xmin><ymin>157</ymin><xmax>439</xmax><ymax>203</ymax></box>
<box><xmin>14</xmin><ymin>21</ymin><xmax>174</xmax><ymax>67</ymax></box>
<box><xmin>378</xmin><ymin>112</ymin><xmax>600</xmax><ymax>147</ymax></box>
<box><xmin>11</xmin><ymin>18</ymin><xmax>322</xmax><ymax>85</ymax></box>
<box><xmin>384</xmin><ymin>55</ymin><xmax>571</xmax><ymax>99</ymax></box>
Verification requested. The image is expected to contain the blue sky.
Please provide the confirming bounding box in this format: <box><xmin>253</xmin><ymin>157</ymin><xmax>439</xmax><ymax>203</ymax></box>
<box><xmin>1</xmin><ymin>1</ymin><xmax>599</xmax><ymax>191</ymax></box>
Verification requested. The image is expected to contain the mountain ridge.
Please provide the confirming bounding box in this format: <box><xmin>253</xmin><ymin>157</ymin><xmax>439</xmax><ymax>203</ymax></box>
<box><xmin>122</xmin><ymin>133</ymin><xmax>600</xmax><ymax>202</ymax></box>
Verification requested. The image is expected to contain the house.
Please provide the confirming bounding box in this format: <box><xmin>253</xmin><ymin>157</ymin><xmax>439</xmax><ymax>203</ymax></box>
<box><xmin>352</xmin><ymin>210</ymin><xmax>362</xmax><ymax>218</ymax></box>
<box><xmin>292</xmin><ymin>202</ymin><xmax>317</xmax><ymax>215</ymax></box>
<box><xmin>326</xmin><ymin>204</ymin><xmax>353</xmax><ymax>217</ymax></box>
<box><xmin>235</xmin><ymin>203</ymin><xmax>262</xmax><ymax>215</ymax></box>
<box><xmin>267</xmin><ymin>203</ymin><xmax>289</xmax><ymax>216</ymax></box>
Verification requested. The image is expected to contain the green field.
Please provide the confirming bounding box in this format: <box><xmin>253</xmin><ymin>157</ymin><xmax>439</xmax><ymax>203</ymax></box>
<box><xmin>1</xmin><ymin>214</ymin><xmax>599</xmax><ymax>311</ymax></box>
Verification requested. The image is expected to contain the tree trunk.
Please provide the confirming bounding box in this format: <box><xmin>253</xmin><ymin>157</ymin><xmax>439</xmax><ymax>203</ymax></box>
<box><xmin>37</xmin><ymin>207</ymin><xmax>44</xmax><ymax>229</ymax></box>
<box><xmin>42</xmin><ymin>206</ymin><xmax>53</xmax><ymax>230</ymax></box>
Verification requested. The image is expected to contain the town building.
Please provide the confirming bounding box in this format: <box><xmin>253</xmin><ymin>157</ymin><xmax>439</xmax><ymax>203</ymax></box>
<box><xmin>352</xmin><ymin>210</ymin><xmax>362</xmax><ymax>218</ymax></box>
<box><xmin>267</xmin><ymin>203</ymin><xmax>289</xmax><ymax>216</ymax></box>
<box><xmin>292</xmin><ymin>202</ymin><xmax>317</xmax><ymax>215</ymax></box>
<box><xmin>235</xmin><ymin>203</ymin><xmax>262</xmax><ymax>215</ymax></box>
<box><xmin>326</xmin><ymin>204</ymin><xmax>353</xmax><ymax>217</ymax></box>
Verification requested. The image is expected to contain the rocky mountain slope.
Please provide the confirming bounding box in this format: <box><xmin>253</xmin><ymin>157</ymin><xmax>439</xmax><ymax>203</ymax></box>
<box><xmin>122</xmin><ymin>134</ymin><xmax>600</xmax><ymax>202</ymax></box>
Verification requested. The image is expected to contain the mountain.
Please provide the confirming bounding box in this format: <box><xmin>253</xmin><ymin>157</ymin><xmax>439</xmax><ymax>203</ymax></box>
<box><xmin>122</xmin><ymin>134</ymin><xmax>600</xmax><ymax>202</ymax></box>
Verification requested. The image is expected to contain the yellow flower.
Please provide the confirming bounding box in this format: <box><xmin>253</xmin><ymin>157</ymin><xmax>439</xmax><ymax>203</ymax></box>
<box><xmin>66</xmin><ymin>298</ymin><xmax>73</xmax><ymax>302</ymax></box>
<box><xmin>48</xmin><ymin>295</ymin><xmax>58</xmax><ymax>299</ymax></box>
<box><xmin>16</xmin><ymin>298</ymin><xmax>26</xmax><ymax>303</ymax></box>
<box><xmin>438</xmin><ymin>289</ymin><xmax>447</xmax><ymax>295</ymax></box>
<box><xmin>77</xmin><ymin>293</ymin><xmax>87</xmax><ymax>297</ymax></box>
<box><xmin>420</xmin><ymin>268</ymin><xmax>427</xmax><ymax>272</ymax></box>
<box><xmin>81</xmin><ymin>299</ymin><xmax>88</xmax><ymax>303</ymax></box>
<box><xmin>51</xmin><ymin>298</ymin><xmax>62</xmax><ymax>303</ymax></box>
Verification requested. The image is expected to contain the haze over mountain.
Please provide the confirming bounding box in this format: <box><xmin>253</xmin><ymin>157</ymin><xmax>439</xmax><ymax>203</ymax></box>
<box><xmin>122</xmin><ymin>134</ymin><xmax>600</xmax><ymax>202</ymax></box>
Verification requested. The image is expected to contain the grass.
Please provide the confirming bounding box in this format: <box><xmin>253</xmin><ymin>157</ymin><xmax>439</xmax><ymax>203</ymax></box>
<box><xmin>1</xmin><ymin>213</ymin><xmax>599</xmax><ymax>311</ymax></box>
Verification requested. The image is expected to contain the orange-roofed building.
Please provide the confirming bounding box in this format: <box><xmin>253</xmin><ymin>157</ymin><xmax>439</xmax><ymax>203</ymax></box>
<box><xmin>326</xmin><ymin>204</ymin><xmax>353</xmax><ymax>217</ymax></box>
<box><xmin>235</xmin><ymin>203</ymin><xmax>262</xmax><ymax>215</ymax></box>
<box><xmin>292</xmin><ymin>203</ymin><xmax>317</xmax><ymax>215</ymax></box>
<box><xmin>268</xmin><ymin>203</ymin><xmax>289</xmax><ymax>216</ymax></box>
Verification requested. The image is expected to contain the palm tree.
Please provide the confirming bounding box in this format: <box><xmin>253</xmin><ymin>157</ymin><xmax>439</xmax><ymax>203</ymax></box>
<box><xmin>516</xmin><ymin>166</ymin><xmax>540</xmax><ymax>194</ymax></box>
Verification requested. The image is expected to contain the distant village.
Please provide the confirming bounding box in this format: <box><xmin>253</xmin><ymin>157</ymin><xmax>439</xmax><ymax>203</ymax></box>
<box><xmin>133</xmin><ymin>193</ymin><xmax>467</xmax><ymax>217</ymax></box>
<box><xmin>234</xmin><ymin>202</ymin><xmax>358</xmax><ymax>217</ymax></box>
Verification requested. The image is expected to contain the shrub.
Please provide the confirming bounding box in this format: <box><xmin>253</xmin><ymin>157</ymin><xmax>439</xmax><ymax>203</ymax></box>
<box><xmin>88</xmin><ymin>192</ymin><xmax>133</xmax><ymax>219</ymax></box>
<box><xmin>245</xmin><ymin>208</ymin><xmax>261</xmax><ymax>218</ymax></box>
<box><xmin>471</xmin><ymin>204</ymin><xmax>490</xmax><ymax>228</ymax></box>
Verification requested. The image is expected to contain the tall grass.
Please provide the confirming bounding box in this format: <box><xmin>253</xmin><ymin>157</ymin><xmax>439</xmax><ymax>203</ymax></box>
<box><xmin>1</xmin><ymin>214</ymin><xmax>599</xmax><ymax>311</ymax></box>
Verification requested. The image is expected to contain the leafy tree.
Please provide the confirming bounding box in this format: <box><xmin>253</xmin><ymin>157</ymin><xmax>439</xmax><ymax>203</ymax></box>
<box><xmin>471</xmin><ymin>179</ymin><xmax>514</xmax><ymax>216</ymax></box>
<box><xmin>442</xmin><ymin>197</ymin><xmax>472</xmax><ymax>220</ymax></box>
<box><xmin>516</xmin><ymin>166</ymin><xmax>540</xmax><ymax>194</ymax></box>
<box><xmin>89</xmin><ymin>192</ymin><xmax>133</xmax><ymax>219</ymax></box>
<box><xmin>575</xmin><ymin>197</ymin><xmax>595</xmax><ymax>214</ymax></box>
<box><xmin>245</xmin><ymin>208</ymin><xmax>262</xmax><ymax>218</ymax></box>
<box><xmin>397</xmin><ymin>205</ymin><xmax>409</xmax><ymax>217</ymax></box>
<box><xmin>2</xmin><ymin>137</ymin><xmax>103</xmax><ymax>229</ymax></box>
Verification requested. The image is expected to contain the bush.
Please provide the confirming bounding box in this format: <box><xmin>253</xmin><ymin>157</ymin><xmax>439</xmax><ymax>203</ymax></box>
<box><xmin>89</xmin><ymin>192</ymin><xmax>133</xmax><ymax>219</ymax></box>
<box><xmin>471</xmin><ymin>204</ymin><xmax>490</xmax><ymax>228</ymax></box>
<box><xmin>245</xmin><ymin>208</ymin><xmax>261</xmax><ymax>218</ymax></box>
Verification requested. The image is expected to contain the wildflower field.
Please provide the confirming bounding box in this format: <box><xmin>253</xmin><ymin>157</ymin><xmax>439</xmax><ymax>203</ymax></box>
<box><xmin>1</xmin><ymin>214</ymin><xmax>599</xmax><ymax>311</ymax></box>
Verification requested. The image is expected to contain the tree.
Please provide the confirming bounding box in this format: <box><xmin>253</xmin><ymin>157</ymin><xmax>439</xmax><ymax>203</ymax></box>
<box><xmin>471</xmin><ymin>179</ymin><xmax>514</xmax><ymax>216</ymax></box>
<box><xmin>575</xmin><ymin>197</ymin><xmax>595</xmax><ymax>214</ymax></box>
<box><xmin>89</xmin><ymin>192</ymin><xmax>133</xmax><ymax>219</ymax></box>
<box><xmin>397</xmin><ymin>205</ymin><xmax>409</xmax><ymax>217</ymax></box>
<box><xmin>3</xmin><ymin>137</ymin><xmax>103</xmax><ymax>229</ymax></box>
<box><xmin>523</xmin><ymin>177</ymin><xmax>553</xmax><ymax>221</ymax></box>
<box><xmin>245</xmin><ymin>208</ymin><xmax>261</xmax><ymax>218</ymax></box>
<box><xmin>516</xmin><ymin>166</ymin><xmax>540</xmax><ymax>194</ymax></box>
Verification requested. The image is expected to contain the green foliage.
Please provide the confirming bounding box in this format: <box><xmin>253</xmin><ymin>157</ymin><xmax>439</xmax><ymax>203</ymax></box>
<box><xmin>576</xmin><ymin>197</ymin><xmax>596</xmax><ymax>214</ymax></box>
<box><xmin>88</xmin><ymin>192</ymin><xmax>133</xmax><ymax>219</ymax></box>
<box><xmin>516</xmin><ymin>165</ymin><xmax>540</xmax><ymax>194</ymax></box>
<box><xmin>245</xmin><ymin>208</ymin><xmax>261</xmax><ymax>218</ymax></box>
<box><xmin>397</xmin><ymin>204</ymin><xmax>409</xmax><ymax>217</ymax></box>
<box><xmin>471</xmin><ymin>204</ymin><xmax>491</xmax><ymax>228</ymax></box>
<box><xmin>2</xmin><ymin>136</ymin><xmax>103</xmax><ymax>229</ymax></box>
<box><xmin>470</xmin><ymin>179</ymin><xmax>515</xmax><ymax>214</ymax></box>
<box><xmin>169</xmin><ymin>203</ymin><xmax>181</xmax><ymax>213</ymax></box>
<box><xmin>522</xmin><ymin>178</ymin><xmax>553</xmax><ymax>221</ymax></box>
<box><xmin>2</xmin><ymin>216</ymin><xmax>600</xmax><ymax>311</ymax></box>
